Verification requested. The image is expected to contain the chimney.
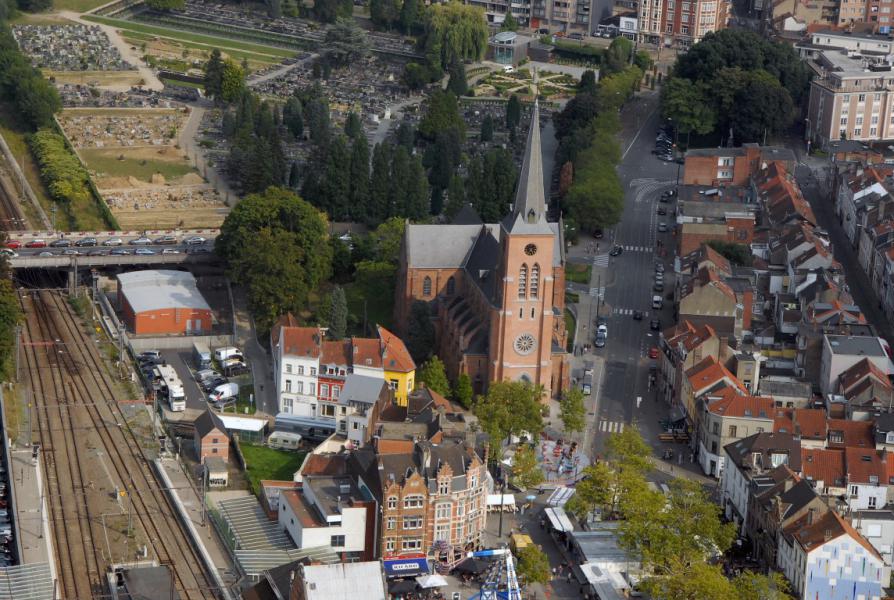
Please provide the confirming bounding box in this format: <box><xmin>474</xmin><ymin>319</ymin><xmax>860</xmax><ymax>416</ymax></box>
<box><xmin>807</xmin><ymin>507</ymin><xmax>816</xmax><ymax>525</ymax></box>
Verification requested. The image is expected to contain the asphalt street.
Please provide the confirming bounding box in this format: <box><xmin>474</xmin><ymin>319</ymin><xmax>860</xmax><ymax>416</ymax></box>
<box><xmin>582</xmin><ymin>92</ymin><xmax>684</xmax><ymax>457</ymax></box>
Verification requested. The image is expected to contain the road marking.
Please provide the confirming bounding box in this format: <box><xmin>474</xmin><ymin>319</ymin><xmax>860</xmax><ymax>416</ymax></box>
<box><xmin>593</xmin><ymin>254</ymin><xmax>609</xmax><ymax>267</ymax></box>
<box><xmin>628</xmin><ymin>178</ymin><xmax>677</xmax><ymax>204</ymax></box>
<box><xmin>622</xmin><ymin>104</ymin><xmax>659</xmax><ymax>160</ymax></box>
<box><xmin>599</xmin><ymin>420</ymin><xmax>626</xmax><ymax>433</ymax></box>
<box><xmin>589</xmin><ymin>287</ymin><xmax>605</xmax><ymax>298</ymax></box>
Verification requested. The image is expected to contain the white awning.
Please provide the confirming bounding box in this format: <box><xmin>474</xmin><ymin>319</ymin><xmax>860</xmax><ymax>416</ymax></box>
<box><xmin>547</xmin><ymin>486</ymin><xmax>576</xmax><ymax>507</ymax></box>
<box><xmin>487</xmin><ymin>494</ymin><xmax>516</xmax><ymax>507</ymax></box>
<box><xmin>544</xmin><ymin>507</ymin><xmax>574</xmax><ymax>533</ymax></box>
<box><xmin>416</xmin><ymin>574</ymin><xmax>448</xmax><ymax>588</ymax></box>
<box><xmin>218</xmin><ymin>415</ymin><xmax>267</xmax><ymax>433</ymax></box>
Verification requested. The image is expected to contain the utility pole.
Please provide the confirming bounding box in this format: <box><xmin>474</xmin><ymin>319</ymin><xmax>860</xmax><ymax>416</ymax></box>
<box><xmin>201</xmin><ymin>463</ymin><xmax>207</xmax><ymax>526</ymax></box>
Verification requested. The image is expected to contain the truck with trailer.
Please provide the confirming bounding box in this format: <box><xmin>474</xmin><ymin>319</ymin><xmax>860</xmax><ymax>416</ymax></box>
<box><xmin>154</xmin><ymin>364</ymin><xmax>186</xmax><ymax>411</ymax></box>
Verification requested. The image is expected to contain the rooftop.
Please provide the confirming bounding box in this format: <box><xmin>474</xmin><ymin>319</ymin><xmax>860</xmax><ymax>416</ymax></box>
<box><xmin>117</xmin><ymin>270</ymin><xmax>211</xmax><ymax>314</ymax></box>
<box><xmin>826</xmin><ymin>334</ymin><xmax>886</xmax><ymax>356</ymax></box>
<box><xmin>301</xmin><ymin>562</ymin><xmax>386</xmax><ymax>600</ymax></box>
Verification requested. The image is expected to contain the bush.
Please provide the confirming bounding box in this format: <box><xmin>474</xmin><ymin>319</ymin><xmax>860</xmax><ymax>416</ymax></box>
<box><xmin>28</xmin><ymin>129</ymin><xmax>92</xmax><ymax>207</ymax></box>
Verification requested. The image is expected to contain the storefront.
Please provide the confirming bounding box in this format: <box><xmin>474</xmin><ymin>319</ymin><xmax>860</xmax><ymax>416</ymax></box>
<box><xmin>383</xmin><ymin>555</ymin><xmax>431</xmax><ymax>579</ymax></box>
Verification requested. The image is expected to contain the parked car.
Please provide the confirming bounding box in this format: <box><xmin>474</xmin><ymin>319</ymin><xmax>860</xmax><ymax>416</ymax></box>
<box><xmin>139</xmin><ymin>350</ymin><xmax>161</xmax><ymax>361</ymax></box>
<box><xmin>208</xmin><ymin>382</ymin><xmax>239</xmax><ymax>404</ymax></box>
<box><xmin>102</xmin><ymin>237</ymin><xmax>123</xmax><ymax>246</ymax></box>
<box><xmin>129</xmin><ymin>237</ymin><xmax>152</xmax><ymax>245</ymax></box>
<box><xmin>61</xmin><ymin>249</ymin><xmax>80</xmax><ymax>256</ymax></box>
<box><xmin>135</xmin><ymin>247</ymin><xmax>156</xmax><ymax>255</ymax></box>
<box><xmin>184</xmin><ymin>236</ymin><xmax>206</xmax><ymax>245</ymax></box>
<box><xmin>37</xmin><ymin>251</ymin><xmax>54</xmax><ymax>257</ymax></box>
<box><xmin>25</xmin><ymin>239</ymin><xmax>46</xmax><ymax>248</ymax></box>
<box><xmin>0</xmin><ymin>249</ymin><xmax>16</xmax><ymax>258</ymax></box>
<box><xmin>88</xmin><ymin>249</ymin><xmax>108</xmax><ymax>256</ymax></box>
<box><xmin>657</xmin><ymin>222</ymin><xmax>668</xmax><ymax>233</ymax></box>
<box><xmin>153</xmin><ymin>235</ymin><xmax>178</xmax><ymax>245</ymax></box>
<box><xmin>653</xmin><ymin>281</ymin><xmax>664</xmax><ymax>292</ymax></box>
<box><xmin>655</xmin><ymin>262</ymin><xmax>665</xmax><ymax>273</ymax></box>
<box><xmin>49</xmin><ymin>239</ymin><xmax>71</xmax><ymax>248</ymax></box>
<box><xmin>657</xmin><ymin>206</ymin><xmax>667</xmax><ymax>215</ymax></box>
<box><xmin>649</xmin><ymin>347</ymin><xmax>659</xmax><ymax>359</ymax></box>
<box><xmin>4</xmin><ymin>241</ymin><xmax>20</xmax><ymax>249</ymax></box>
<box><xmin>110</xmin><ymin>248</ymin><xmax>131</xmax><ymax>256</ymax></box>
<box><xmin>75</xmin><ymin>237</ymin><xmax>97</xmax><ymax>247</ymax></box>
<box><xmin>161</xmin><ymin>248</ymin><xmax>181</xmax><ymax>254</ymax></box>
<box><xmin>594</xmin><ymin>331</ymin><xmax>606</xmax><ymax>348</ymax></box>
<box><xmin>202</xmin><ymin>377</ymin><xmax>227</xmax><ymax>392</ymax></box>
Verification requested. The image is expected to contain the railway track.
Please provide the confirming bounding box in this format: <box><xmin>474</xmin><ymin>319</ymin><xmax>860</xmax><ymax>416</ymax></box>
<box><xmin>21</xmin><ymin>290</ymin><xmax>218</xmax><ymax>599</ymax></box>
<box><xmin>0</xmin><ymin>161</ymin><xmax>28</xmax><ymax>231</ymax></box>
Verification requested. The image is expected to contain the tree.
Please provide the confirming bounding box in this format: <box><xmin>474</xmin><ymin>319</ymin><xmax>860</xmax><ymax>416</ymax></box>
<box><xmin>418</xmin><ymin>356</ymin><xmax>451</xmax><ymax>396</ymax></box>
<box><xmin>14</xmin><ymin>76</ymin><xmax>61</xmax><ymax>129</ymax></box>
<box><xmin>641</xmin><ymin>561</ymin><xmax>736</xmax><ymax>600</ymax></box>
<box><xmin>348</xmin><ymin>135</ymin><xmax>370</xmax><ymax>221</ymax></box>
<box><xmin>474</xmin><ymin>381</ymin><xmax>543</xmax><ymax>454</ymax></box>
<box><xmin>559</xmin><ymin>388</ymin><xmax>586</xmax><ymax>435</ymax></box>
<box><xmin>283</xmin><ymin>97</ymin><xmax>304</xmax><ymax>138</ymax></box>
<box><xmin>707</xmin><ymin>240</ymin><xmax>753</xmax><ymax>266</ymax></box>
<box><xmin>399</xmin><ymin>0</ymin><xmax>419</xmax><ymax>33</ymax></box>
<box><xmin>422</xmin><ymin>1</ymin><xmax>488</xmax><ymax>70</ymax></box>
<box><xmin>606</xmin><ymin>424</ymin><xmax>652</xmax><ymax>474</ymax></box>
<box><xmin>203</xmin><ymin>48</ymin><xmax>224</xmax><ymax>100</ymax></box>
<box><xmin>328</xmin><ymin>286</ymin><xmax>348</xmax><ymax>339</ymax></box>
<box><xmin>288</xmin><ymin>161</ymin><xmax>300</xmax><ymax>189</ymax></box>
<box><xmin>406</xmin><ymin>300</ymin><xmax>435</xmax><ymax>364</ymax></box>
<box><xmin>305</xmin><ymin>96</ymin><xmax>331</xmax><ymax>146</ymax></box>
<box><xmin>602</xmin><ymin>37</ymin><xmax>633</xmax><ymax>76</ymax></box>
<box><xmin>0</xmin><ymin>278</ymin><xmax>20</xmax><ymax>382</ymax></box>
<box><xmin>480</xmin><ymin>114</ymin><xmax>494</xmax><ymax>142</ymax></box>
<box><xmin>406</xmin><ymin>155</ymin><xmax>430</xmax><ymax>218</ymax></box>
<box><xmin>505</xmin><ymin>94</ymin><xmax>521</xmax><ymax>131</ymax></box>
<box><xmin>733</xmin><ymin>571</ymin><xmax>790</xmax><ymax>600</ymax></box>
<box><xmin>344</xmin><ymin>111</ymin><xmax>362</xmax><ymax>138</ymax></box>
<box><xmin>314</xmin><ymin>0</ymin><xmax>352</xmax><ymax>22</ymax></box>
<box><xmin>220</xmin><ymin>59</ymin><xmax>246</xmax><ymax>103</ymax></box>
<box><xmin>510</xmin><ymin>444</ymin><xmax>543</xmax><ymax>490</ymax></box>
<box><xmin>516</xmin><ymin>545</ymin><xmax>551</xmax><ymax>587</ymax></box>
<box><xmin>447</xmin><ymin>59</ymin><xmax>468</xmax><ymax>97</ymax></box>
<box><xmin>418</xmin><ymin>90</ymin><xmax>465</xmax><ymax>141</ymax></box>
<box><xmin>216</xmin><ymin>187</ymin><xmax>332</xmax><ymax>332</ymax></box>
<box><xmin>325</xmin><ymin>19</ymin><xmax>369</xmax><ymax>67</ymax></box>
<box><xmin>565</xmin><ymin>461</ymin><xmax>615</xmax><ymax>520</ymax></box>
<box><xmin>453</xmin><ymin>373</ymin><xmax>473</xmax><ymax>408</ymax></box>
<box><xmin>445</xmin><ymin>175</ymin><xmax>466</xmax><ymax>218</ymax></box>
<box><xmin>634</xmin><ymin>50</ymin><xmax>652</xmax><ymax>72</ymax></box>
<box><xmin>368</xmin><ymin>142</ymin><xmax>393</xmax><ymax>224</ymax></box>
<box><xmin>500</xmin><ymin>12</ymin><xmax>518</xmax><ymax>31</ymax></box>
<box><xmin>661</xmin><ymin>77</ymin><xmax>716</xmax><ymax>137</ymax></box>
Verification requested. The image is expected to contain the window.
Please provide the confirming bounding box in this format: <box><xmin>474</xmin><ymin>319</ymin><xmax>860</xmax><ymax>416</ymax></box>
<box><xmin>872</xmin><ymin>115</ymin><xmax>879</xmax><ymax>124</ymax></box>
<box><xmin>869</xmin><ymin>496</ymin><xmax>878</xmax><ymax>508</ymax></box>
<box><xmin>850</xmin><ymin>485</ymin><xmax>859</xmax><ymax>497</ymax></box>
<box><xmin>308</xmin><ymin>383</ymin><xmax>315</xmax><ymax>396</ymax></box>
<box><xmin>439</xmin><ymin>480</ymin><xmax>449</xmax><ymax>494</ymax></box>
<box><xmin>682</xmin><ymin>1</ymin><xmax>689</xmax><ymax>9</ymax></box>
<box><xmin>320</xmin><ymin>384</ymin><xmax>330</xmax><ymax>397</ymax></box>
<box><xmin>871</xmin><ymin>127</ymin><xmax>878</xmax><ymax>136</ymax></box>
<box><xmin>855</xmin><ymin>128</ymin><xmax>863</xmax><ymax>137</ymax></box>
<box><xmin>456</xmin><ymin>522</ymin><xmax>464</xmax><ymax>539</ymax></box>
<box><xmin>389</xmin><ymin>379</ymin><xmax>399</xmax><ymax>390</ymax></box>
<box><xmin>330</xmin><ymin>535</ymin><xmax>345</xmax><ymax>547</ymax></box>
<box><xmin>447</xmin><ymin>277</ymin><xmax>455</xmax><ymax>295</ymax></box>
<box><xmin>681</xmin><ymin>13</ymin><xmax>688</xmax><ymax>22</ymax></box>
<box><xmin>321</xmin><ymin>404</ymin><xmax>335</xmax><ymax>417</ymax></box>
<box><xmin>387</xmin><ymin>496</ymin><xmax>397</xmax><ymax>509</ymax></box>
<box><xmin>681</xmin><ymin>25</ymin><xmax>689</xmax><ymax>33</ymax></box>
<box><xmin>856</xmin><ymin>116</ymin><xmax>864</xmax><ymax>125</ymax></box>
<box><xmin>530</xmin><ymin>264</ymin><xmax>540</xmax><ymax>298</ymax></box>
<box><xmin>339</xmin><ymin>406</ymin><xmax>346</xmax><ymax>415</ymax></box>
<box><xmin>718</xmin><ymin>170</ymin><xmax>732</xmax><ymax>179</ymax></box>
<box><xmin>435</xmin><ymin>524</ymin><xmax>450</xmax><ymax>541</ymax></box>
<box><xmin>729</xmin><ymin>425</ymin><xmax>737</xmax><ymax>437</ymax></box>
<box><xmin>436</xmin><ymin>503</ymin><xmax>452</xmax><ymax>519</ymax></box>
<box><xmin>712</xmin><ymin>422</ymin><xmax>720</xmax><ymax>435</ymax></box>
<box><xmin>310</xmin><ymin>367</ymin><xmax>317</xmax><ymax>376</ymax></box>
<box><xmin>333</xmin><ymin>387</ymin><xmax>340</xmax><ymax>399</ymax></box>
<box><xmin>387</xmin><ymin>516</ymin><xmax>396</xmax><ymax>529</ymax></box>
<box><xmin>402</xmin><ymin>539</ymin><xmax>422</xmax><ymax>551</ymax></box>
<box><xmin>422</xmin><ymin>276</ymin><xmax>432</xmax><ymax>296</ymax></box>
<box><xmin>403</xmin><ymin>516</ymin><xmax>423</xmax><ymax>529</ymax></box>
<box><xmin>298</xmin><ymin>365</ymin><xmax>305</xmax><ymax>375</ymax></box>
<box><xmin>385</xmin><ymin>539</ymin><xmax>396</xmax><ymax>552</ymax></box>
<box><xmin>282</xmin><ymin>397</ymin><xmax>293</xmax><ymax>413</ymax></box>
<box><xmin>457</xmin><ymin>501</ymin><xmax>464</xmax><ymax>517</ymax></box>
<box><xmin>518</xmin><ymin>264</ymin><xmax>528</xmax><ymax>299</ymax></box>
<box><xmin>859</xmin><ymin>93</ymin><xmax>867</xmax><ymax>102</ymax></box>
<box><xmin>352</xmin><ymin>421</ymin><xmax>358</xmax><ymax>430</ymax></box>
<box><xmin>841</xmin><ymin>116</ymin><xmax>848</xmax><ymax>125</ymax></box>
<box><xmin>404</xmin><ymin>495</ymin><xmax>424</xmax><ymax>509</ymax></box>
<box><xmin>843</xmin><ymin>94</ymin><xmax>851</xmax><ymax>102</ymax></box>
<box><xmin>285</xmin><ymin>380</ymin><xmax>292</xmax><ymax>393</ymax></box>
<box><xmin>718</xmin><ymin>157</ymin><xmax>732</xmax><ymax>167</ymax></box>
<box><xmin>297</xmin><ymin>381</ymin><xmax>304</xmax><ymax>394</ymax></box>
<box><xmin>286</xmin><ymin>364</ymin><xmax>292</xmax><ymax>374</ymax></box>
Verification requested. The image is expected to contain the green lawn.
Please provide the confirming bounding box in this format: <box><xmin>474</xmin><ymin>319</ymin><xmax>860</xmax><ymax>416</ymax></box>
<box><xmin>241</xmin><ymin>443</ymin><xmax>306</xmax><ymax>494</ymax></box>
<box><xmin>565</xmin><ymin>262</ymin><xmax>592</xmax><ymax>285</ymax></box>
<box><xmin>123</xmin><ymin>32</ymin><xmax>282</xmax><ymax>66</ymax></box>
<box><xmin>52</xmin><ymin>0</ymin><xmax>111</xmax><ymax>11</ymax></box>
<box><xmin>566</xmin><ymin>291</ymin><xmax>579</xmax><ymax>304</ymax></box>
<box><xmin>344</xmin><ymin>280</ymin><xmax>394</xmax><ymax>334</ymax></box>
<box><xmin>84</xmin><ymin>15</ymin><xmax>298</xmax><ymax>58</ymax></box>
<box><xmin>79</xmin><ymin>148</ymin><xmax>197</xmax><ymax>182</ymax></box>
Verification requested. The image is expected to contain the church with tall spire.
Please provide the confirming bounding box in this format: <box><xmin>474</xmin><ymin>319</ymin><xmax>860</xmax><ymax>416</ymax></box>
<box><xmin>395</xmin><ymin>102</ymin><xmax>570</xmax><ymax>398</ymax></box>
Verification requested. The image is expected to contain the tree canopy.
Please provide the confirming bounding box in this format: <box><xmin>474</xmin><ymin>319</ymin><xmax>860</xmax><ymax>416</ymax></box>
<box><xmin>422</xmin><ymin>1</ymin><xmax>488</xmax><ymax>70</ymax></box>
<box><xmin>216</xmin><ymin>187</ymin><xmax>332</xmax><ymax>332</ymax></box>
<box><xmin>474</xmin><ymin>381</ymin><xmax>543</xmax><ymax>453</ymax></box>
<box><xmin>418</xmin><ymin>356</ymin><xmax>451</xmax><ymax>397</ymax></box>
<box><xmin>559</xmin><ymin>388</ymin><xmax>586</xmax><ymax>435</ymax></box>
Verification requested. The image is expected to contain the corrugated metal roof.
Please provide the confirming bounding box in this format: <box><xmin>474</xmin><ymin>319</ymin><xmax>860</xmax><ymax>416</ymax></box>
<box><xmin>0</xmin><ymin>562</ymin><xmax>54</xmax><ymax>600</ymax></box>
<box><xmin>235</xmin><ymin>547</ymin><xmax>340</xmax><ymax>577</ymax></box>
<box><xmin>118</xmin><ymin>270</ymin><xmax>211</xmax><ymax>314</ymax></box>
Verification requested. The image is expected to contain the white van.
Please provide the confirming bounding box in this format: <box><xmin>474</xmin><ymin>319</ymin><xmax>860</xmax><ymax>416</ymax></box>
<box><xmin>208</xmin><ymin>382</ymin><xmax>239</xmax><ymax>404</ymax></box>
<box><xmin>268</xmin><ymin>431</ymin><xmax>303</xmax><ymax>451</ymax></box>
<box><xmin>214</xmin><ymin>346</ymin><xmax>243</xmax><ymax>362</ymax></box>
<box><xmin>652</xmin><ymin>295</ymin><xmax>663</xmax><ymax>309</ymax></box>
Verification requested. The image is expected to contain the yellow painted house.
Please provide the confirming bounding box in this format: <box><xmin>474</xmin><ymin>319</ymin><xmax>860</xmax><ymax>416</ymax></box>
<box><xmin>378</xmin><ymin>325</ymin><xmax>416</xmax><ymax>406</ymax></box>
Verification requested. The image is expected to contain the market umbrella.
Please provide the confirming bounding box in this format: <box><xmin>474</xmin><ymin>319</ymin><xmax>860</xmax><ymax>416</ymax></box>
<box><xmin>388</xmin><ymin>579</ymin><xmax>419</xmax><ymax>595</ymax></box>
<box><xmin>416</xmin><ymin>574</ymin><xmax>449</xmax><ymax>588</ymax></box>
<box><xmin>453</xmin><ymin>558</ymin><xmax>489</xmax><ymax>575</ymax></box>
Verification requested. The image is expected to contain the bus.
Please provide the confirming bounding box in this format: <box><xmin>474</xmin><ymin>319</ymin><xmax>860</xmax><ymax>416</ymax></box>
<box><xmin>154</xmin><ymin>364</ymin><xmax>186</xmax><ymax>411</ymax></box>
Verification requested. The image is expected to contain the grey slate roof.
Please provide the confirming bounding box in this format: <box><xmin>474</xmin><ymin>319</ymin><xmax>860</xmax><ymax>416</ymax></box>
<box><xmin>405</xmin><ymin>224</ymin><xmax>483</xmax><ymax>268</ymax></box>
<box><xmin>502</xmin><ymin>100</ymin><xmax>553</xmax><ymax>235</ymax></box>
<box><xmin>340</xmin><ymin>373</ymin><xmax>385</xmax><ymax>406</ymax></box>
<box><xmin>195</xmin><ymin>409</ymin><xmax>227</xmax><ymax>438</ymax></box>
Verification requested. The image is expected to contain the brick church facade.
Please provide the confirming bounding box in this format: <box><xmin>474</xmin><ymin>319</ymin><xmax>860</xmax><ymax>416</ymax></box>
<box><xmin>395</xmin><ymin>103</ymin><xmax>570</xmax><ymax>398</ymax></box>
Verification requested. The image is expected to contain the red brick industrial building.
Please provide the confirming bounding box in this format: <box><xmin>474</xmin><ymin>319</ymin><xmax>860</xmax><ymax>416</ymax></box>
<box><xmin>117</xmin><ymin>270</ymin><xmax>212</xmax><ymax>335</ymax></box>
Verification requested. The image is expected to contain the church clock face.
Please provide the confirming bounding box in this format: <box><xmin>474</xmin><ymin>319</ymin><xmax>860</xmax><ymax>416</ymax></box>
<box><xmin>524</xmin><ymin>244</ymin><xmax>538</xmax><ymax>256</ymax></box>
<box><xmin>514</xmin><ymin>333</ymin><xmax>536</xmax><ymax>356</ymax></box>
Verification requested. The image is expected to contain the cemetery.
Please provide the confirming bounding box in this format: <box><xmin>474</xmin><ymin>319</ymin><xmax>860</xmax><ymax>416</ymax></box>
<box><xmin>472</xmin><ymin>68</ymin><xmax>579</xmax><ymax>100</ymax></box>
<box><xmin>13</xmin><ymin>24</ymin><xmax>133</xmax><ymax>72</ymax></box>
<box><xmin>56</xmin><ymin>107</ymin><xmax>229</xmax><ymax>229</ymax></box>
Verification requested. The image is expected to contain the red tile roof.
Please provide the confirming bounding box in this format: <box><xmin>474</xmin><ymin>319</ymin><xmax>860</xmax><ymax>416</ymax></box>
<box><xmin>686</xmin><ymin>356</ymin><xmax>747</xmax><ymax>395</ymax></box>
<box><xmin>280</xmin><ymin>326</ymin><xmax>323</xmax><ymax>358</ymax></box>
<box><xmin>699</xmin><ymin>243</ymin><xmax>732</xmax><ymax>276</ymax></box>
<box><xmin>792</xmin><ymin>408</ymin><xmax>827</xmax><ymax>440</ymax></box>
<box><xmin>785</xmin><ymin>508</ymin><xmax>882</xmax><ymax>560</ymax></box>
<box><xmin>352</xmin><ymin>338</ymin><xmax>384</xmax><ymax>369</ymax></box>
<box><xmin>320</xmin><ymin>340</ymin><xmax>351</xmax><ymax>366</ymax></box>
<box><xmin>707</xmin><ymin>391</ymin><xmax>774</xmax><ymax>420</ymax></box>
<box><xmin>844</xmin><ymin>447</ymin><xmax>887</xmax><ymax>485</ymax></box>
<box><xmin>838</xmin><ymin>357</ymin><xmax>892</xmax><ymax>395</ymax></box>
<box><xmin>801</xmin><ymin>448</ymin><xmax>846</xmax><ymax>488</ymax></box>
<box><xmin>827</xmin><ymin>419</ymin><xmax>875</xmax><ymax>449</ymax></box>
<box><xmin>378</xmin><ymin>325</ymin><xmax>416</xmax><ymax>373</ymax></box>
<box><xmin>774</xmin><ymin>408</ymin><xmax>794</xmax><ymax>434</ymax></box>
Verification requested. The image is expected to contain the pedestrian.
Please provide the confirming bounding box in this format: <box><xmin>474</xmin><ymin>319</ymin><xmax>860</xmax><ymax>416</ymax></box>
<box><xmin>551</xmin><ymin>566</ymin><xmax>557</xmax><ymax>580</ymax></box>
<box><xmin>566</xmin><ymin>571</ymin><xmax>572</xmax><ymax>583</ymax></box>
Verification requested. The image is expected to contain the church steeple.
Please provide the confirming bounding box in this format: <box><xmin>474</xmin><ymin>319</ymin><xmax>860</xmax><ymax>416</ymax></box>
<box><xmin>504</xmin><ymin>100</ymin><xmax>552</xmax><ymax>234</ymax></box>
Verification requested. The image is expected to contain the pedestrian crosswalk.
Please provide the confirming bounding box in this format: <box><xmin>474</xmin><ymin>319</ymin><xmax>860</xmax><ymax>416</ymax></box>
<box><xmin>613</xmin><ymin>308</ymin><xmax>648</xmax><ymax>317</ymax></box>
<box><xmin>621</xmin><ymin>245</ymin><xmax>652</xmax><ymax>252</ymax></box>
<box><xmin>592</xmin><ymin>254</ymin><xmax>609</xmax><ymax>267</ymax></box>
<box><xmin>598</xmin><ymin>419</ymin><xmax>625</xmax><ymax>433</ymax></box>
<box><xmin>589</xmin><ymin>286</ymin><xmax>605</xmax><ymax>298</ymax></box>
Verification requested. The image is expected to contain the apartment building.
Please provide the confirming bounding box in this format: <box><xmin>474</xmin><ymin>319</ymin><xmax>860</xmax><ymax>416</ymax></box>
<box><xmin>462</xmin><ymin>0</ymin><xmax>590</xmax><ymax>34</ymax></box>
<box><xmin>637</xmin><ymin>0</ymin><xmax>730</xmax><ymax>49</ymax></box>
<box><xmin>806</xmin><ymin>50</ymin><xmax>894</xmax><ymax>148</ymax></box>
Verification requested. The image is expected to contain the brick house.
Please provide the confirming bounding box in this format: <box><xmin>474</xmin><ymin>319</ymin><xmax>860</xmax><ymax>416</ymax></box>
<box><xmin>194</xmin><ymin>409</ymin><xmax>229</xmax><ymax>463</ymax></box>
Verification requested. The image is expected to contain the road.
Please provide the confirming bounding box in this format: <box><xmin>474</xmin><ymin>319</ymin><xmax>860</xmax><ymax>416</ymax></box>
<box><xmin>582</xmin><ymin>92</ymin><xmax>684</xmax><ymax>457</ymax></box>
<box><xmin>6</xmin><ymin>232</ymin><xmax>218</xmax><ymax>258</ymax></box>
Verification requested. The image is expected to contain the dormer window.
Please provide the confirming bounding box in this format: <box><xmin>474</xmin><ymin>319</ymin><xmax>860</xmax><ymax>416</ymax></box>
<box><xmin>439</xmin><ymin>480</ymin><xmax>449</xmax><ymax>494</ymax></box>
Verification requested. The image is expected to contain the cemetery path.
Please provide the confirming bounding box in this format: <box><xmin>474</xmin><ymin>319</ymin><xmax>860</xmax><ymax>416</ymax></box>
<box><xmin>368</xmin><ymin>94</ymin><xmax>425</xmax><ymax>147</ymax></box>
<box><xmin>247</xmin><ymin>52</ymin><xmax>319</xmax><ymax>86</ymax></box>
<box><xmin>59</xmin><ymin>10</ymin><xmax>164</xmax><ymax>91</ymax></box>
<box><xmin>179</xmin><ymin>104</ymin><xmax>239</xmax><ymax>203</ymax></box>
